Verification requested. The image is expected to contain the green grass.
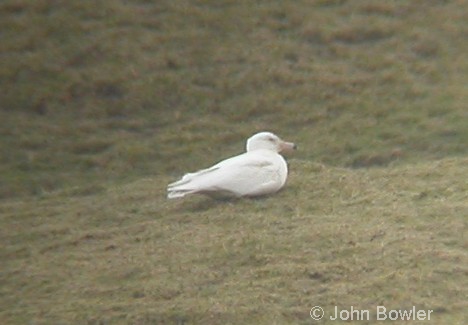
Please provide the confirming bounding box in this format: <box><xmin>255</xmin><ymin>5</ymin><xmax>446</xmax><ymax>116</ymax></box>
<box><xmin>1</xmin><ymin>0</ymin><xmax>467</xmax><ymax>198</ymax></box>
<box><xmin>1</xmin><ymin>158</ymin><xmax>466</xmax><ymax>324</ymax></box>
<box><xmin>0</xmin><ymin>0</ymin><xmax>467</xmax><ymax>324</ymax></box>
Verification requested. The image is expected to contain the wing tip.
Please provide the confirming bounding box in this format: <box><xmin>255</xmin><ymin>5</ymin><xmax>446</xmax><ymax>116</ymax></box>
<box><xmin>167</xmin><ymin>188</ymin><xmax>197</xmax><ymax>199</ymax></box>
<box><xmin>167</xmin><ymin>192</ymin><xmax>184</xmax><ymax>199</ymax></box>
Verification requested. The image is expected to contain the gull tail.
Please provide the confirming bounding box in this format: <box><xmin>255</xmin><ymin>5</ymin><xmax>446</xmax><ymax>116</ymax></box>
<box><xmin>167</xmin><ymin>187</ymin><xmax>198</xmax><ymax>199</ymax></box>
<box><xmin>167</xmin><ymin>167</ymin><xmax>219</xmax><ymax>199</ymax></box>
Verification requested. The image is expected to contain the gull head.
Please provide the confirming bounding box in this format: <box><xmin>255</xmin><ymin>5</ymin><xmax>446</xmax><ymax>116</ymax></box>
<box><xmin>246</xmin><ymin>132</ymin><xmax>297</xmax><ymax>153</ymax></box>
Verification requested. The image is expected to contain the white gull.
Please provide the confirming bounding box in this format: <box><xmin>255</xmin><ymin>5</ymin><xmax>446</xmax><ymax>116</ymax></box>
<box><xmin>167</xmin><ymin>132</ymin><xmax>296</xmax><ymax>199</ymax></box>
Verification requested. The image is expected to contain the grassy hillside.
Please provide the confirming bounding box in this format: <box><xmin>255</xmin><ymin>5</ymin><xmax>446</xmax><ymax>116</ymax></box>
<box><xmin>1</xmin><ymin>158</ymin><xmax>467</xmax><ymax>324</ymax></box>
<box><xmin>1</xmin><ymin>0</ymin><xmax>467</xmax><ymax>198</ymax></box>
<box><xmin>0</xmin><ymin>0</ymin><xmax>467</xmax><ymax>324</ymax></box>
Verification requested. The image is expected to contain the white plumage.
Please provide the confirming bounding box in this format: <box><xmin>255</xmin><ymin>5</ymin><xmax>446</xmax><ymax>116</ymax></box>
<box><xmin>167</xmin><ymin>132</ymin><xmax>296</xmax><ymax>199</ymax></box>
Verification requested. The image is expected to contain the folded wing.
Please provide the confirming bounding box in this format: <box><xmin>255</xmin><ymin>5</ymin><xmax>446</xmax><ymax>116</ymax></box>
<box><xmin>167</xmin><ymin>153</ymin><xmax>282</xmax><ymax>199</ymax></box>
